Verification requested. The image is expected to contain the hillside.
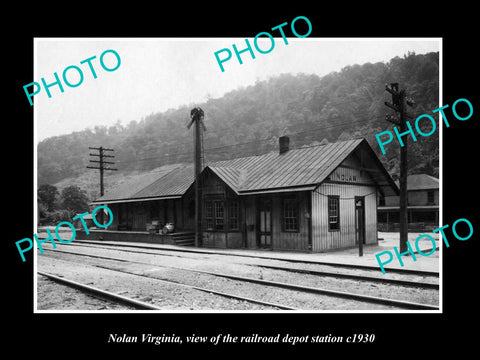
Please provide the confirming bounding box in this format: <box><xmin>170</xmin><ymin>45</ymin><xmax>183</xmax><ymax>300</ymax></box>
<box><xmin>37</xmin><ymin>51</ymin><xmax>440</xmax><ymax>201</ymax></box>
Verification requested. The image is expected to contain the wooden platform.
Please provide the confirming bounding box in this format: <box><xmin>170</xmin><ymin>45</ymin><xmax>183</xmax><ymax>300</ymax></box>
<box><xmin>75</xmin><ymin>229</ymin><xmax>195</xmax><ymax>246</ymax></box>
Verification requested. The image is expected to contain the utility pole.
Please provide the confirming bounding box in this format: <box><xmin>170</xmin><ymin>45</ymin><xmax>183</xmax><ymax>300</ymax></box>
<box><xmin>187</xmin><ymin>107</ymin><xmax>206</xmax><ymax>248</ymax></box>
<box><xmin>385</xmin><ymin>83</ymin><xmax>415</xmax><ymax>253</ymax></box>
<box><xmin>87</xmin><ymin>146</ymin><xmax>118</xmax><ymax>197</ymax></box>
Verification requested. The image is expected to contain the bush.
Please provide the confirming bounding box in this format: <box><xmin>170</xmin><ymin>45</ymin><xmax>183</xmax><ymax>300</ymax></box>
<box><xmin>43</xmin><ymin>209</ymin><xmax>75</xmax><ymax>225</ymax></box>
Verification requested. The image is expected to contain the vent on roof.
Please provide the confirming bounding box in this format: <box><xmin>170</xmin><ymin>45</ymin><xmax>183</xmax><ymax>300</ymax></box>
<box><xmin>279</xmin><ymin>136</ymin><xmax>290</xmax><ymax>154</ymax></box>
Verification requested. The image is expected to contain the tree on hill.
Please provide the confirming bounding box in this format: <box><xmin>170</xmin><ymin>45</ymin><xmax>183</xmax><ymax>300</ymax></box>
<box><xmin>37</xmin><ymin>51</ymin><xmax>440</xmax><ymax>188</ymax></box>
<box><xmin>38</xmin><ymin>184</ymin><xmax>58</xmax><ymax>212</ymax></box>
<box><xmin>61</xmin><ymin>185</ymin><xmax>90</xmax><ymax>214</ymax></box>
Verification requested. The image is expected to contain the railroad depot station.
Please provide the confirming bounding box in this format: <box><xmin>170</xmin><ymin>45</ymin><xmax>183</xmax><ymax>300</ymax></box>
<box><xmin>85</xmin><ymin>136</ymin><xmax>403</xmax><ymax>253</ymax></box>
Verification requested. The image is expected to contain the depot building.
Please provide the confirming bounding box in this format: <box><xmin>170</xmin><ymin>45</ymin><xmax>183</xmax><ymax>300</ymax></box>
<box><xmin>90</xmin><ymin>137</ymin><xmax>398</xmax><ymax>253</ymax></box>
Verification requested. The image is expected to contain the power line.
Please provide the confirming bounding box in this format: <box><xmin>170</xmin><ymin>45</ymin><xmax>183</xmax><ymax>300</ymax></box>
<box><xmin>87</xmin><ymin>146</ymin><xmax>118</xmax><ymax>197</ymax></box>
<box><xmin>117</xmin><ymin>107</ymin><xmax>385</xmax><ymax>160</ymax></box>
<box><xmin>114</xmin><ymin>116</ymin><xmax>387</xmax><ymax>167</ymax></box>
<box><xmin>110</xmin><ymin>104</ymin><xmax>437</xmax><ymax>171</ymax></box>
<box><xmin>384</xmin><ymin>83</ymin><xmax>415</xmax><ymax>254</ymax></box>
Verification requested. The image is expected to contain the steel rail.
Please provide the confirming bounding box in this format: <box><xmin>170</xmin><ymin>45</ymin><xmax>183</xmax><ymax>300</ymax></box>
<box><xmin>38</xmin><ymin>262</ymin><xmax>295</xmax><ymax>311</ymax></box>
<box><xmin>250</xmin><ymin>264</ymin><xmax>439</xmax><ymax>290</ymax></box>
<box><xmin>192</xmin><ymin>268</ymin><xmax>439</xmax><ymax>310</ymax></box>
<box><xmin>90</xmin><ymin>264</ymin><xmax>297</xmax><ymax>311</ymax></box>
<box><xmin>40</xmin><ymin>244</ymin><xmax>437</xmax><ymax>289</ymax></box>
<box><xmin>40</xmin><ymin>248</ymin><xmax>438</xmax><ymax>310</ymax></box>
<box><xmin>56</xmin><ymin>241</ymin><xmax>439</xmax><ymax>288</ymax></box>
<box><xmin>70</xmin><ymin>239</ymin><xmax>439</xmax><ymax>277</ymax></box>
<box><xmin>37</xmin><ymin>271</ymin><xmax>162</xmax><ymax>310</ymax></box>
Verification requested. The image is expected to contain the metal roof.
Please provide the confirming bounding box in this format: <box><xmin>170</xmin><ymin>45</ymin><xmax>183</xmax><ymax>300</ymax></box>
<box><xmin>92</xmin><ymin>164</ymin><xmax>193</xmax><ymax>204</ymax></box>
<box><xmin>394</xmin><ymin>174</ymin><xmax>439</xmax><ymax>190</ymax></box>
<box><xmin>92</xmin><ymin>138</ymin><xmax>398</xmax><ymax>204</ymax></box>
<box><xmin>133</xmin><ymin>165</ymin><xmax>194</xmax><ymax>198</ymax></box>
<box><xmin>208</xmin><ymin>138</ymin><xmax>397</xmax><ymax>195</ymax></box>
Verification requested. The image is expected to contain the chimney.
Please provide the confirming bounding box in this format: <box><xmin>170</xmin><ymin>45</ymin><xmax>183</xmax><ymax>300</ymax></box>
<box><xmin>279</xmin><ymin>136</ymin><xmax>290</xmax><ymax>154</ymax></box>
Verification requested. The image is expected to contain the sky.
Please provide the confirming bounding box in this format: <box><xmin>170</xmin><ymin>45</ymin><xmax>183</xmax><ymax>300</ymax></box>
<box><xmin>34</xmin><ymin>38</ymin><xmax>441</xmax><ymax>142</ymax></box>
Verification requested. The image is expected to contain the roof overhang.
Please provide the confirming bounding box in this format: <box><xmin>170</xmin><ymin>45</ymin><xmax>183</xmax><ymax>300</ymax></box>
<box><xmin>238</xmin><ymin>185</ymin><xmax>316</xmax><ymax>195</ymax></box>
<box><xmin>90</xmin><ymin>195</ymin><xmax>182</xmax><ymax>205</ymax></box>
<box><xmin>353</xmin><ymin>139</ymin><xmax>399</xmax><ymax>197</ymax></box>
<box><xmin>378</xmin><ymin>205</ymin><xmax>439</xmax><ymax>211</ymax></box>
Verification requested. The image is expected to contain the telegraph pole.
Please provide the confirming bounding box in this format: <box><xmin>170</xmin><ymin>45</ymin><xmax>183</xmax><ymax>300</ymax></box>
<box><xmin>187</xmin><ymin>107</ymin><xmax>206</xmax><ymax>248</ymax></box>
<box><xmin>87</xmin><ymin>146</ymin><xmax>117</xmax><ymax>197</ymax></box>
<box><xmin>385</xmin><ymin>83</ymin><xmax>415</xmax><ymax>253</ymax></box>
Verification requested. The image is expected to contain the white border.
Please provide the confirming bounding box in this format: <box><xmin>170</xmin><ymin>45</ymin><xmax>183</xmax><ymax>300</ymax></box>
<box><xmin>33</xmin><ymin>37</ymin><xmax>443</xmax><ymax>315</ymax></box>
<box><xmin>438</xmin><ymin>38</ymin><xmax>443</xmax><ymax>312</ymax></box>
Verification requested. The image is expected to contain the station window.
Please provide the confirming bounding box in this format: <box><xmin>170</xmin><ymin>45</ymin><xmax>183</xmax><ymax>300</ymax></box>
<box><xmin>283</xmin><ymin>198</ymin><xmax>299</xmax><ymax>232</ymax></box>
<box><xmin>427</xmin><ymin>191</ymin><xmax>435</xmax><ymax>205</ymax></box>
<box><xmin>214</xmin><ymin>200</ymin><xmax>224</xmax><ymax>230</ymax></box>
<box><xmin>205</xmin><ymin>200</ymin><xmax>214</xmax><ymax>230</ymax></box>
<box><xmin>205</xmin><ymin>198</ymin><xmax>240</xmax><ymax>231</ymax></box>
<box><xmin>228</xmin><ymin>200</ymin><xmax>239</xmax><ymax>230</ymax></box>
<box><xmin>328</xmin><ymin>195</ymin><xmax>340</xmax><ymax>231</ymax></box>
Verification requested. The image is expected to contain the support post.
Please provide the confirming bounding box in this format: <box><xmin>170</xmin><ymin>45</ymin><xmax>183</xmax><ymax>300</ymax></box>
<box><xmin>398</xmin><ymin>110</ymin><xmax>408</xmax><ymax>253</ymax></box>
<box><xmin>87</xmin><ymin>146</ymin><xmax>117</xmax><ymax>225</ymax></box>
<box><xmin>189</xmin><ymin>107</ymin><xmax>205</xmax><ymax>248</ymax></box>
<box><xmin>194</xmin><ymin>116</ymin><xmax>201</xmax><ymax>247</ymax></box>
<box><xmin>384</xmin><ymin>83</ymin><xmax>413</xmax><ymax>253</ymax></box>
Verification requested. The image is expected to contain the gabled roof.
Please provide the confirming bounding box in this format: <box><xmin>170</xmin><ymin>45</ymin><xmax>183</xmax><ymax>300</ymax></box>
<box><xmin>394</xmin><ymin>174</ymin><xmax>439</xmax><ymax>191</ymax></box>
<box><xmin>92</xmin><ymin>164</ymin><xmax>193</xmax><ymax>204</ymax></box>
<box><xmin>208</xmin><ymin>138</ymin><xmax>398</xmax><ymax>196</ymax></box>
<box><xmin>92</xmin><ymin>138</ymin><xmax>398</xmax><ymax>204</ymax></box>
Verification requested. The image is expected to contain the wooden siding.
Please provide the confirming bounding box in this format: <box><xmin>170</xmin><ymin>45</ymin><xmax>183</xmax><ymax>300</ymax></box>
<box><xmin>130</xmin><ymin>202</ymin><xmax>147</xmax><ymax>230</ymax></box>
<box><xmin>202</xmin><ymin>231</ymin><xmax>243</xmax><ymax>248</ymax></box>
<box><xmin>311</xmin><ymin>183</ymin><xmax>377</xmax><ymax>252</ymax></box>
<box><xmin>227</xmin><ymin>232</ymin><xmax>243</xmax><ymax>248</ymax></box>
<box><xmin>106</xmin><ymin>199</ymin><xmax>192</xmax><ymax>232</ymax></box>
<box><xmin>200</xmin><ymin>167</ymin><xmax>245</xmax><ymax>248</ymax></box>
<box><xmin>182</xmin><ymin>194</ymin><xmax>195</xmax><ymax>231</ymax></box>
<box><xmin>271</xmin><ymin>193</ymin><xmax>310</xmax><ymax>251</ymax></box>
<box><xmin>241</xmin><ymin>192</ymin><xmax>310</xmax><ymax>251</ymax></box>
<box><xmin>327</xmin><ymin>165</ymin><xmax>375</xmax><ymax>185</ymax></box>
<box><xmin>202</xmin><ymin>232</ymin><xmax>225</xmax><ymax>248</ymax></box>
<box><xmin>107</xmin><ymin>203</ymin><xmax>119</xmax><ymax>228</ymax></box>
<box><xmin>174</xmin><ymin>198</ymin><xmax>183</xmax><ymax>229</ymax></box>
<box><xmin>244</xmin><ymin>197</ymin><xmax>256</xmax><ymax>248</ymax></box>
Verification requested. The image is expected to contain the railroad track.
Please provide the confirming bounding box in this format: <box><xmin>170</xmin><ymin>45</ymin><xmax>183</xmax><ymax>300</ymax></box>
<box><xmin>36</xmin><ymin>236</ymin><xmax>439</xmax><ymax>276</ymax></box>
<box><xmin>38</xmin><ymin>246</ymin><xmax>439</xmax><ymax>310</ymax></box>
<box><xmin>40</xmin><ymin>238</ymin><xmax>438</xmax><ymax>277</ymax></box>
<box><xmin>38</xmin><ymin>271</ymin><xmax>162</xmax><ymax>310</ymax></box>
<box><xmin>62</xmin><ymin>240</ymin><xmax>439</xmax><ymax>288</ymax></box>
<box><xmin>38</xmin><ymin>269</ymin><xmax>293</xmax><ymax>310</ymax></box>
<box><xmin>249</xmin><ymin>263</ymin><xmax>438</xmax><ymax>289</ymax></box>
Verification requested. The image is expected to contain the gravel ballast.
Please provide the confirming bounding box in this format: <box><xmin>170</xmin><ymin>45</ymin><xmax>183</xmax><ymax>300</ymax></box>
<box><xmin>36</xmin><ymin>243</ymin><xmax>439</xmax><ymax>311</ymax></box>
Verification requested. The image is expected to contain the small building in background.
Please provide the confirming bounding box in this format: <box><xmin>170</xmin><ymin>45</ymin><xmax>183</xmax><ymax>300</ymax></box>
<box><xmin>377</xmin><ymin>174</ymin><xmax>439</xmax><ymax>232</ymax></box>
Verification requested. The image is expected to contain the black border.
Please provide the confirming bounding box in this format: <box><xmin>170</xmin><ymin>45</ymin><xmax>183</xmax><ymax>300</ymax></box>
<box><xmin>7</xmin><ymin>5</ymin><xmax>478</xmax><ymax>355</ymax></box>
